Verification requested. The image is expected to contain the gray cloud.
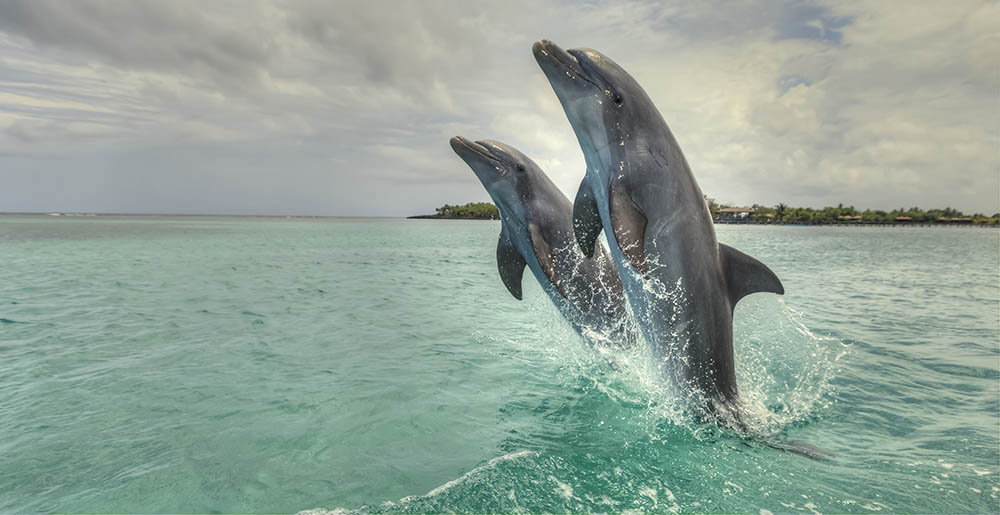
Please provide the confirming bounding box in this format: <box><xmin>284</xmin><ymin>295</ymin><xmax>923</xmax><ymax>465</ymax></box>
<box><xmin>0</xmin><ymin>0</ymin><xmax>996</xmax><ymax>216</ymax></box>
<box><xmin>0</xmin><ymin>1</ymin><xmax>275</xmax><ymax>87</ymax></box>
<box><xmin>774</xmin><ymin>4</ymin><xmax>851</xmax><ymax>44</ymax></box>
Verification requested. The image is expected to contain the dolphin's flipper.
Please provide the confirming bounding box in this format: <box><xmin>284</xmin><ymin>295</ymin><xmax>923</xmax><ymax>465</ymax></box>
<box><xmin>529</xmin><ymin>223</ymin><xmax>568</xmax><ymax>298</ymax></box>
<box><xmin>719</xmin><ymin>243</ymin><xmax>784</xmax><ymax>308</ymax></box>
<box><xmin>572</xmin><ymin>178</ymin><xmax>603</xmax><ymax>259</ymax></box>
<box><xmin>497</xmin><ymin>226</ymin><xmax>527</xmax><ymax>300</ymax></box>
<box><xmin>609</xmin><ymin>175</ymin><xmax>649</xmax><ymax>276</ymax></box>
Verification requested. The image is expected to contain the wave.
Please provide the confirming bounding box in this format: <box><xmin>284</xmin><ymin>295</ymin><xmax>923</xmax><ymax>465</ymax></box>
<box><xmin>297</xmin><ymin>451</ymin><xmax>540</xmax><ymax>515</ymax></box>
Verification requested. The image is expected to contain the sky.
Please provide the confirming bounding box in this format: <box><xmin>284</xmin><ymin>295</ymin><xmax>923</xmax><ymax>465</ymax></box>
<box><xmin>0</xmin><ymin>0</ymin><xmax>997</xmax><ymax>216</ymax></box>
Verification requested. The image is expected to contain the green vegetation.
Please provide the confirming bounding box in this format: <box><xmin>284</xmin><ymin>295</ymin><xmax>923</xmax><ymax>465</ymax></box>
<box><xmin>408</xmin><ymin>202</ymin><xmax>499</xmax><ymax>220</ymax></box>
<box><xmin>706</xmin><ymin>197</ymin><xmax>999</xmax><ymax>225</ymax></box>
<box><xmin>415</xmin><ymin>200</ymin><xmax>998</xmax><ymax>225</ymax></box>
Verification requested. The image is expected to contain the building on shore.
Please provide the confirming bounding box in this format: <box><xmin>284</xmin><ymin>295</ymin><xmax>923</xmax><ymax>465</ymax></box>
<box><xmin>716</xmin><ymin>207</ymin><xmax>756</xmax><ymax>221</ymax></box>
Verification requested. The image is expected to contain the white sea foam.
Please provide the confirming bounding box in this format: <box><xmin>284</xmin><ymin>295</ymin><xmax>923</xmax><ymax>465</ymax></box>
<box><xmin>549</xmin><ymin>475</ymin><xmax>575</xmax><ymax>499</ymax></box>
<box><xmin>297</xmin><ymin>451</ymin><xmax>539</xmax><ymax>515</ymax></box>
<box><xmin>425</xmin><ymin>450</ymin><xmax>539</xmax><ymax>499</ymax></box>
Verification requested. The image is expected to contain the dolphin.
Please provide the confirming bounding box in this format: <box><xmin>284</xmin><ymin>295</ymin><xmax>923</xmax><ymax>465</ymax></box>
<box><xmin>532</xmin><ymin>40</ymin><xmax>784</xmax><ymax>424</ymax></box>
<box><xmin>450</xmin><ymin>136</ymin><xmax>634</xmax><ymax>346</ymax></box>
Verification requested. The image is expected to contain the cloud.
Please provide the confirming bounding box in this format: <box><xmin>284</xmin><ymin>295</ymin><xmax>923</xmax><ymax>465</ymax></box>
<box><xmin>0</xmin><ymin>0</ymin><xmax>995</xmax><ymax>216</ymax></box>
<box><xmin>774</xmin><ymin>4</ymin><xmax>851</xmax><ymax>44</ymax></box>
<box><xmin>0</xmin><ymin>1</ymin><xmax>277</xmax><ymax>87</ymax></box>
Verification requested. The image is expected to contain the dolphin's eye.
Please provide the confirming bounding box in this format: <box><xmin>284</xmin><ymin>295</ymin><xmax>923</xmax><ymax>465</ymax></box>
<box><xmin>516</xmin><ymin>164</ymin><xmax>526</xmax><ymax>173</ymax></box>
<box><xmin>613</xmin><ymin>93</ymin><xmax>623</xmax><ymax>105</ymax></box>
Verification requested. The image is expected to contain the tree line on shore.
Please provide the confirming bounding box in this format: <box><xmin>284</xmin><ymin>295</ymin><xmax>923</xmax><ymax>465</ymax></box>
<box><xmin>431</xmin><ymin>202</ymin><xmax>500</xmax><ymax>219</ymax></box>
<box><xmin>420</xmin><ymin>201</ymin><xmax>999</xmax><ymax>225</ymax></box>
<box><xmin>705</xmin><ymin>198</ymin><xmax>999</xmax><ymax>224</ymax></box>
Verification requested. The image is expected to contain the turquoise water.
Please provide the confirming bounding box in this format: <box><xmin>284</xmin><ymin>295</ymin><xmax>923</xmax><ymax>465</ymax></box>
<box><xmin>0</xmin><ymin>216</ymin><xmax>997</xmax><ymax>514</ymax></box>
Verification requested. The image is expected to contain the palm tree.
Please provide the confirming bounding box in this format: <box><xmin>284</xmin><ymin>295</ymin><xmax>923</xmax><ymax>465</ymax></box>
<box><xmin>775</xmin><ymin>203</ymin><xmax>788</xmax><ymax>222</ymax></box>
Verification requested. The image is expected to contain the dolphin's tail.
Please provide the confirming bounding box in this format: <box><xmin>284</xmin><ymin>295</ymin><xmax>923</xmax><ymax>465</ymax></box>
<box><xmin>752</xmin><ymin>436</ymin><xmax>837</xmax><ymax>461</ymax></box>
<box><xmin>701</xmin><ymin>397</ymin><xmax>836</xmax><ymax>460</ymax></box>
<box><xmin>717</xmin><ymin>405</ymin><xmax>836</xmax><ymax>461</ymax></box>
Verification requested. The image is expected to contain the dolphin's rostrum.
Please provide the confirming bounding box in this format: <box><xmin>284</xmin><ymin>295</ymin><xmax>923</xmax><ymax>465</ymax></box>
<box><xmin>450</xmin><ymin>137</ymin><xmax>635</xmax><ymax>346</ymax></box>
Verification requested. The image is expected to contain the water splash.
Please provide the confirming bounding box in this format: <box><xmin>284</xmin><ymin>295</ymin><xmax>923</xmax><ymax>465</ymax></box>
<box><xmin>503</xmin><ymin>278</ymin><xmax>843</xmax><ymax>442</ymax></box>
<box><xmin>733</xmin><ymin>297</ymin><xmax>846</xmax><ymax>433</ymax></box>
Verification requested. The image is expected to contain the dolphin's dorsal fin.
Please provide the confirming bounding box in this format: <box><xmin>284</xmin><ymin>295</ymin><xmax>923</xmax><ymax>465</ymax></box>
<box><xmin>529</xmin><ymin>222</ymin><xmax>567</xmax><ymax>299</ymax></box>
<box><xmin>719</xmin><ymin>243</ymin><xmax>784</xmax><ymax>309</ymax></box>
<box><xmin>497</xmin><ymin>225</ymin><xmax>526</xmax><ymax>300</ymax></box>
<box><xmin>572</xmin><ymin>177</ymin><xmax>602</xmax><ymax>259</ymax></box>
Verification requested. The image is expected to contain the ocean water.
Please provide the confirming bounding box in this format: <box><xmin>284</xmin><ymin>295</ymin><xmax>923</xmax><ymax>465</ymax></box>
<box><xmin>0</xmin><ymin>216</ymin><xmax>997</xmax><ymax>514</ymax></box>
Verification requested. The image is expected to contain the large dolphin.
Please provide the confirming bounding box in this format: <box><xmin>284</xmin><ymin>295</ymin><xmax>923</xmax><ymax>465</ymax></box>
<box><xmin>450</xmin><ymin>137</ymin><xmax>634</xmax><ymax>346</ymax></box>
<box><xmin>532</xmin><ymin>40</ymin><xmax>784</xmax><ymax>424</ymax></box>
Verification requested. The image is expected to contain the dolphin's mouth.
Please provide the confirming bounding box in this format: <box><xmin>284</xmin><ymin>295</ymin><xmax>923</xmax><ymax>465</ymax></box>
<box><xmin>532</xmin><ymin>40</ymin><xmax>602</xmax><ymax>90</ymax></box>
<box><xmin>450</xmin><ymin>136</ymin><xmax>500</xmax><ymax>165</ymax></box>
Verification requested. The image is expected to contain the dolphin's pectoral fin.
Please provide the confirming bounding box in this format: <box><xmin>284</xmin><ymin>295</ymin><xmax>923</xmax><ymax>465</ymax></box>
<box><xmin>572</xmin><ymin>177</ymin><xmax>602</xmax><ymax>259</ymax></box>
<box><xmin>719</xmin><ymin>243</ymin><xmax>784</xmax><ymax>309</ymax></box>
<box><xmin>529</xmin><ymin>223</ymin><xmax>568</xmax><ymax>298</ymax></box>
<box><xmin>497</xmin><ymin>227</ymin><xmax>526</xmax><ymax>300</ymax></box>
<box><xmin>609</xmin><ymin>176</ymin><xmax>649</xmax><ymax>276</ymax></box>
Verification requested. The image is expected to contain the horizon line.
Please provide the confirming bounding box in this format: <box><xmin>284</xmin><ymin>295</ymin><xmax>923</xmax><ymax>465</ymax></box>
<box><xmin>0</xmin><ymin>211</ymin><xmax>409</xmax><ymax>219</ymax></box>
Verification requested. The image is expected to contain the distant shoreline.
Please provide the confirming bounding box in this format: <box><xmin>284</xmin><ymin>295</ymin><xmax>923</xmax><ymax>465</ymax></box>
<box><xmin>406</xmin><ymin>216</ymin><xmax>999</xmax><ymax>227</ymax></box>
<box><xmin>413</xmin><ymin>201</ymin><xmax>1000</xmax><ymax>226</ymax></box>
<box><xmin>713</xmin><ymin>220</ymin><xmax>998</xmax><ymax>227</ymax></box>
<box><xmin>2</xmin><ymin>212</ymin><xmax>996</xmax><ymax>227</ymax></box>
<box><xmin>406</xmin><ymin>214</ymin><xmax>497</xmax><ymax>220</ymax></box>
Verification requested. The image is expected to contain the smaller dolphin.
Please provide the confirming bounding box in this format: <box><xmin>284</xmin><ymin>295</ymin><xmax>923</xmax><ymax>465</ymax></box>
<box><xmin>450</xmin><ymin>137</ymin><xmax>634</xmax><ymax>345</ymax></box>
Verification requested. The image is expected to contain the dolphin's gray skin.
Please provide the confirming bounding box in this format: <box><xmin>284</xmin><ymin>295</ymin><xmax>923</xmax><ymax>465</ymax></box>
<box><xmin>450</xmin><ymin>136</ymin><xmax>634</xmax><ymax>346</ymax></box>
<box><xmin>532</xmin><ymin>40</ymin><xmax>784</xmax><ymax>424</ymax></box>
